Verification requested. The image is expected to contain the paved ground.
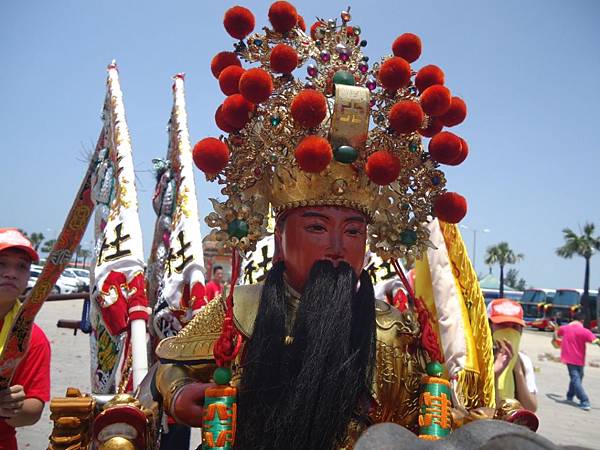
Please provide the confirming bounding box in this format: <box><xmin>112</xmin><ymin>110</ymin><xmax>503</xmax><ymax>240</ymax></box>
<box><xmin>15</xmin><ymin>301</ymin><xmax>600</xmax><ymax>449</ymax></box>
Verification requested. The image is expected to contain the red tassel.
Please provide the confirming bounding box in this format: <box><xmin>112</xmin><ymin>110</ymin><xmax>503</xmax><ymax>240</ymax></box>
<box><xmin>391</xmin><ymin>259</ymin><xmax>443</xmax><ymax>363</ymax></box>
<box><xmin>413</xmin><ymin>296</ymin><xmax>444</xmax><ymax>363</ymax></box>
<box><xmin>213</xmin><ymin>251</ymin><xmax>243</xmax><ymax>366</ymax></box>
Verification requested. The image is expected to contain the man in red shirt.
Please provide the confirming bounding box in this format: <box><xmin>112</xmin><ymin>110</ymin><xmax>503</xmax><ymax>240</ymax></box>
<box><xmin>556</xmin><ymin>310</ymin><xmax>600</xmax><ymax>411</ymax></box>
<box><xmin>205</xmin><ymin>265</ymin><xmax>224</xmax><ymax>301</ymax></box>
<box><xmin>0</xmin><ymin>229</ymin><xmax>51</xmax><ymax>450</ymax></box>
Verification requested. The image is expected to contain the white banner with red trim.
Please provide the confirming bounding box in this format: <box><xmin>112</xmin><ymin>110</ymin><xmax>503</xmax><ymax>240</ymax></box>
<box><xmin>147</xmin><ymin>74</ymin><xmax>206</xmax><ymax>340</ymax></box>
<box><xmin>89</xmin><ymin>62</ymin><xmax>150</xmax><ymax>393</ymax></box>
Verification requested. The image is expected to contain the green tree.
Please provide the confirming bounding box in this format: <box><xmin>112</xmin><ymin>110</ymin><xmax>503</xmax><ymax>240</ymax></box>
<box><xmin>73</xmin><ymin>244</ymin><xmax>82</xmax><ymax>268</ymax></box>
<box><xmin>28</xmin><ymin>232</ymin><xmax>45</xmax><ymax>251</ymax></box>
<box><xmin>556</xmin><ymin>222</ymin><xmax>600</xmax><ymax>328</ymax></box>
<box><xmin>79</xmin><ymin>248</ymin><xmax>91</xmax><ymax>268</ymax></box>
<box><xmin>505</xmin><ymin>268</ymin><xmax>527</xmax><ymax>291</ymax></box>
<box><xmin>41</xmin><ymin>239</ymin><xmax>56</xmax><ymax>254</ymax></box>
<box><xmin>484</xmin><ymin>242</ymin><xmax>524</xmax><ymax>298</ymax></box>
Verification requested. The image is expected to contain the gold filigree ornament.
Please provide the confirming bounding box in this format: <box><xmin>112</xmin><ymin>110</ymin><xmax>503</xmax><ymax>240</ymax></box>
<box><xmin>193</xmin><ymin>3</ymin><xmax>470</xmax><ymax>259</ymax></box>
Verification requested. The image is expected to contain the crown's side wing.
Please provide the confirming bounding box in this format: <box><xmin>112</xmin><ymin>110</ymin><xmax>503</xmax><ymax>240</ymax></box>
<box><xmin>414</xmin><ymin>219</ymin><xmax>495</xmax><ymax>410</ymax></box>
<box><xmin>89</xmin><ymin>63</ymin><xmax>150</xmax><ymax>394</ymax></box>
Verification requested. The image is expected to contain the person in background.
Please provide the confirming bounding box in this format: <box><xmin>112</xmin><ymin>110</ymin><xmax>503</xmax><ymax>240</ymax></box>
<box><xmin>0</xmin><ymin>228</ymin><xmax>51</xmax><ymax>450</ymax></box>
<box><xmin>204</xmin><ymin>265</ymin><xmax>224</xmax><ymax>301</ymax></box>
<box><xmin>488</xmin><ymin>298</ymin><xmax>537</xmax><ymax>412</ymax></box>
<box><xmin>555</xmin><ymin>309</ymin><xmax>600</xmax><ymax>411</ymax></box>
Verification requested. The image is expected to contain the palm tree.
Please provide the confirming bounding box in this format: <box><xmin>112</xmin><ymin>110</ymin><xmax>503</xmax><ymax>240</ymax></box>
<box><xmin>80</xmin><ymin>248</ymin><xmax>91</xmax><ymax>268</ymax></box>
<box><xmin>556</xmin><ymin>223</ymin><xmax>600</xmax><ymax>328</ymax></box>
<box><xmin>41</xmin><ymin>239</ymin><xmax>56</xmax><ymax>254</ymax></box>
<box><xmin>29</xmin><ymin>232</ymin><xmax>45</xmax><ymax>251</ymax></box>
<box><xmin>484</xmin><ymin>242</ymin><xmax>524</xmax><ymax>298</ymax></box>
<box><xmin>73</xmin><ymin>244</ymin><xmax>82</xmax><ymax>268</ymax></box>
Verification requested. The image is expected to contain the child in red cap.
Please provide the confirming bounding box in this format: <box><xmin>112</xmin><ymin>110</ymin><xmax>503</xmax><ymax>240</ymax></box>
<box><xmin>488</xmin><ymin>298</ymin><xmax>537</xmax><ymax>412</ymax></box>
<box><xmin>0</xmin><ymin>228</ymin><xmax>51</xmax><ymax>450</ymax></box>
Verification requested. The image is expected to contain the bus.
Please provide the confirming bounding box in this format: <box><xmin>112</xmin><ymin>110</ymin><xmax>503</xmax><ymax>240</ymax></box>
<box><xmin>481</xmin><ymin>288</ymin><xmax>523</xmax><ymax>307</ymax></box>
<box><xmin>530</xmin><ymin>289</ymin><xmax>598</xmax><ymax>331</ymax></box>
<box><xmin>519</xmin><ymin>288</ymin><xmax>555</xmax><ymax>323</ymax></box>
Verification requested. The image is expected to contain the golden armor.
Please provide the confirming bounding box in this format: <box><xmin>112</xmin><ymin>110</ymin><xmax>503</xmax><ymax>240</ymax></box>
<box><xmin>155</xmin><ymin>286</ymin><xmax>428</xmax><ymax>438</ymax></box>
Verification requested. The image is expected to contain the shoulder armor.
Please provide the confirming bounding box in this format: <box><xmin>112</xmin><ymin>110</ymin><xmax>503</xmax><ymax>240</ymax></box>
<box><xmin>372</xmin><ymin>300</ymin><xmax>427</xmax><ymax>429</ymax></box>
<box><xmin>375</xmin><ymin>299</ymin><xmax>420</xmax><ymax>339</ymax></box>
<box><xmin>155</xmin><ymin>295</ymin><xmax>225</xmax><ymax>363</ymax></box>
<box><xmin>155</xmin><ymin>284</ymin><xmax>263</xmax><ymax>363</ymax></box>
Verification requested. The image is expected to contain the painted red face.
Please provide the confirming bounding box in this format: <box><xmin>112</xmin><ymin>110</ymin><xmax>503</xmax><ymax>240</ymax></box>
<box><xmin>276</xmin><ymin>206</ymin><xmax>367</xmax><ymax>293</ymax></box>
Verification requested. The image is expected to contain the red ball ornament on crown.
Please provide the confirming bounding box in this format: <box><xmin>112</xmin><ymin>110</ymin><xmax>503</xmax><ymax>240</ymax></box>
<box><xmin>270</xmin><ymin>44</ymin><xmax>298</xmax><ymax>74</ymax></box>
<box><xmin>448</xmin><ymin>138</ymin><xmax>469</xmax><ymax>166</ymax></box>
<box><xmin>215</xmin><ymin>105</ymin><xmax>237</xmax><ymax>133</ymax></box>
<box><xmin>211</xmin><ymin>51</ymin><xmax>242</xmax><ymax>79</ymax></box>
<box><xmin>294</xmin><ymin>135</ymin><xmax>332</xmax><ymax>173</ymax></box>
<box><xmin>439</xmin><ymin>96</ymin><xmax>467</xmax><ymax>127</ymax></box>
<box><xmin>366</xmin><ymin>151</ymin><xmax>401</xmax><ymax>185</ymax></box>
<box><xmin>222</xmin><ymin>94</ymin><xmax>254</xmax><ymax>129</ymax></box>
<box><xmin>420</xmin><ymin>85</ymin><xmax>452</xmax><ymax>117</ymax></box>
<box><xmin>223</xmin><ymin>6</ymin><xmax>255</xmax><ymax>40</ymax></box>
<box><xmin>429</xmin><ymin>131</ymin><xmax>463</xmax><ymax>165</ymax></box>
<box><xmin>434</xmin><ymin>192</ymin><xmax>467</xmax><ymax>223</ymax></box>
<box><xmin>415</xmin><ymin>64</ymin><xmax>445</xmax><ymax>93</ymax></box>
<box><xmin>419</xmin><ymin>117</ymin><xmax>443</xmax><ymax>138</ymax></box>
<box><xmin>218</xmin><ymin>65</ymin><xmax>245</xmax><ymax>96</ymax></box>
<box><xmin>193</xmin><ymin>138</ymin><xmax>229</xmax><ymax>175</ymax></box>
<box><xmin>378</xmin><ymin>57</ymin><xmax>412</xmax><ymax>91</ymax></box>
<box><xmin>297</xmin><ymin>15</ymin><xmax>306</xmax><ymax>32</ymax></box>
<box><xmin>291</xmin><ymin>89</ymin><xmax>327</xmax><ymax>128</ymax></box>
<box><xmin>389</xmin><ymin>100</ymin><xmax>424</xmax><ymax>134</ymax></box>
<box><xmin>392</xmin><ymin>33</ymin><xmax>422</xmax><ymax>63</ymax></box>
<box><xmin>268</xmin><ymin>1</ymin><xmax>298</xmax><ymax>34</ymax></box>
<box><xmin>239</xmin><ymin>68</ymin><xmax>273</xmax><ymax>104</ymax></box>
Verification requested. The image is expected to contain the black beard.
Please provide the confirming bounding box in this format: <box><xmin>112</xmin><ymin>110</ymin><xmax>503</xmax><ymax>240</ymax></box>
<box><xmin>235</xmin><ymin>260</ymin><xmax>376</xmax><ymax>450</ymax></box>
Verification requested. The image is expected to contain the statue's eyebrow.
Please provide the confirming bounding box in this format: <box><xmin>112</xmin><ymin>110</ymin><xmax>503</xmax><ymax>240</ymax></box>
<box><xmin>345</xmin><ymin>216</ymin><xmax>366</xmax><ymax>224</ymax></box>
<box><xmin>300</xmin><ymin>212</ymin><xmax>366</xmax><ymax>224</ymax></box>
<box><xmin>301</xmin><ymin>212</ymin><xmax>329</xmax><ymax>220</ymax></box>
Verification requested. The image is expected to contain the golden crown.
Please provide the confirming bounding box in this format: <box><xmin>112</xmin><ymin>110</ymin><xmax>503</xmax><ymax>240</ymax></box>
<box><xmin>193</xmin><ymin>2</ymin><xmax>469</xmax><ymax>260</ymax></box>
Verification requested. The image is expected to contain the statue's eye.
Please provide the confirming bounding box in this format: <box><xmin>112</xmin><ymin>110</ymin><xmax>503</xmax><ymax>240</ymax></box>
<box><xmin>346</xmin><ymin>226</ymin><xmax>365</xmax><ymax>237</ymax></box>
<box><xmin>305</xmin><ymin>224</ymin><xmax>326</xmax><ymax>232</ymax></box>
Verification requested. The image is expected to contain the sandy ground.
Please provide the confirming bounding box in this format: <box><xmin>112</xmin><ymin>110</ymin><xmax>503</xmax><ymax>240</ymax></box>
<box><xmin>15</xmin><ymin>299</ymin><xmax>600</xmax><ymax>449</ymax></box>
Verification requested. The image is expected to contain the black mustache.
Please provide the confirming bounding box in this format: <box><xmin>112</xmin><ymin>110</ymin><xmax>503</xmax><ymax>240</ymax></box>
<box><xmin>235</xmin><ymin>260</ymin><xmax>376</xmax><ymax>450</ymax></box>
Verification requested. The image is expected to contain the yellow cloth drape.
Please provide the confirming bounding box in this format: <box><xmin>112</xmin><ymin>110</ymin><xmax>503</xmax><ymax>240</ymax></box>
<box><xmin>414</xmin><ymin>220</ymin><xmax>495</xmax><ymax>409</ymax></box>
<box><xmin>439</xmin><ymin>222</ymin><xmax>495</xmax><ymax>408</ymax></box>
<box><xmin>0</xmin><ymin>300</ymin><xmax>22</xmax><ymax>356</ymax></box>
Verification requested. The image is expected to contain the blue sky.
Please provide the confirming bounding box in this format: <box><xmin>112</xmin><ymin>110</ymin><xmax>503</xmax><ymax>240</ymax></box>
<box><xmin>2</xmin><ymin>0</ymin><xmax>599</xmax><ymax>290</ymax></box>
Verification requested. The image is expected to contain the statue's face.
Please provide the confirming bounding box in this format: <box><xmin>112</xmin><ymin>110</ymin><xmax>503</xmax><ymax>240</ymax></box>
<box><xmin>276</xmin><ymin>206</ymin><xmax>367</xmax><ymax>292</ymax></box>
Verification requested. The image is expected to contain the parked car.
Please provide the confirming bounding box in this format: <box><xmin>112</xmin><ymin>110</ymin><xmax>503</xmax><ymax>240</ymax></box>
<box><xmin>64</xmin><ymin>268</ymin><xmax>90</xmax><ymax>291</ymax></box>
<box><xmin>26</xmin><ymin>264</ymin><xmax>84</xmax><ymax>295</ymax></box>
<box><xmin>68</xmin><ymin>268</ymin><xmax>91</xmax><ymax>280</ymax></box>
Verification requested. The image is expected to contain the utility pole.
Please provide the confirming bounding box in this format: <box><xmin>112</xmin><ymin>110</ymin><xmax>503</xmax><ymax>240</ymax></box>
<box><xmin>459</xmin><ymin>225</ymin><xmax>490</xmax><ymax>275</ymax></box>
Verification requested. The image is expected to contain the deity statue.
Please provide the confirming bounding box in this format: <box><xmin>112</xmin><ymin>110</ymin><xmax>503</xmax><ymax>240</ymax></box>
<box><xmin>153</xmin><ymin>3</ymin><xmax>498</xmax><ymax>448</ymax></box>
